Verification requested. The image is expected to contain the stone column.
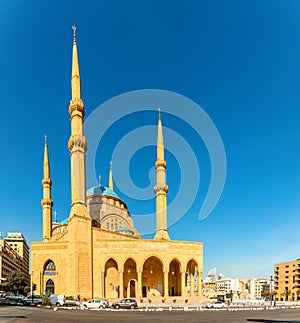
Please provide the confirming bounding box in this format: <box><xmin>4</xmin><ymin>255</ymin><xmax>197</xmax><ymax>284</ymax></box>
<box><xmin>197</xmin><ymin>271</ymin><xmax>202</xmax><ymax>295</ymax></box>
<box><xmin>190</xmin><ymin>273</ymin><xmax>194</xmax><ymax>296</ymax></box>
<box><xmin>164</xmin><ymin>269</ymin><xmax>169</xmax><ymax>297</ymax></box>
<box><xmin>119</xmin><ymin>270</ymin><xmax>124</xmax><ymax>298</ymax></box>
<box><xmin>137</xmin><ymin>271</ymin><xmax>142</xmax><ymax>299</ymax></box>
<box><xmin>181</xmin><ymin>271</ymin><xmax>186</xmax><ymax>297</ymax></box>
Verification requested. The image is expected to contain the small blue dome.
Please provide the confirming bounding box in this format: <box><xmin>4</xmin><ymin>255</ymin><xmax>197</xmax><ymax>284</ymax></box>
<box><xmin>86</xmin><ymin>185</ymin><xmax>104</xmax><ymax>196</ymax></box>
<box><xmin>60</xmin><ymin>218</ymin><xmax>68</xmax><ymax>224</ymax></box>
<box><xmin>86</xmin><ymin>185</ymin><xmax>119</xmax><ymax>199</ymax></box>
<box><xmin>102</xmin><ymin>187</ymin><xmax>119</xmax><ymax>198</ymax></box>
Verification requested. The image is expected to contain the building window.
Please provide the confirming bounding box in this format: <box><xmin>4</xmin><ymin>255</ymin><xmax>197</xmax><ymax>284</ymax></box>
<box><xmin>45</xmin><ymin>261</ymin><xmax>56</xmax><ymax>271</ymax></box>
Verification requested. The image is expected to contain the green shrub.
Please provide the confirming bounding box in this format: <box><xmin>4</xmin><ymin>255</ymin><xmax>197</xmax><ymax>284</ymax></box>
<box><xmin>42</xmin><ymin>294</ymin><xmax>51</xmax><ymax>306</ymax></box>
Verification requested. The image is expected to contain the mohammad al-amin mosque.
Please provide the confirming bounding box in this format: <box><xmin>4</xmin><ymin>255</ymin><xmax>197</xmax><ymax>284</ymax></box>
<box><xmin>30</xmin><ymin>28</ymin><xmax>203</xmax><ymax>300</ymax></box>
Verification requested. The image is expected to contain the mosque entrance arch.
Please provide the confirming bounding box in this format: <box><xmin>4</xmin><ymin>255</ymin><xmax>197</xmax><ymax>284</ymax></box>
<box><xmin>104</xmin><ymin>258</ymin><xmax>119</xmax><ymax>298</ymax></box>
<box><xmin>168</xmin><ymin>259</ymin><xmax>181</xmax><ymax>296</ymax></box>
<box><xmin>124</xmin><ymin>258</ymin><xmax>137</xmax><ymax>298</ymax></box>
<box><xmin>45</xmin><ymin>279</ymin><xmax>54</xmax><ymax>294</ymax></box>
<box><xmin>142</xmin><ymin>256</ymin><xmax>164</xmax><ymax>297</ymax></box>
<box><xmin>43</xmin><ymin>260</ymin><xmax>56</xmax><ymax>294</ymax></box>
<box><xmin>186</xmin><ymin>259</ymin><xmax>198</xmax><ymax>296</ymax></box>
<box><xmin>129</xmin><ymin>280</ymin><xmax>136</xmax><ymax>298</ymax></box>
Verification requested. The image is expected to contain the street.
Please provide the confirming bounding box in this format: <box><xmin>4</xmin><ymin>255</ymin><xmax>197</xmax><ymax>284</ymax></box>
<box><xmin>0</xmin><ymin>304</ymin><xmax>300</xmax><ymax>323</ymax></box>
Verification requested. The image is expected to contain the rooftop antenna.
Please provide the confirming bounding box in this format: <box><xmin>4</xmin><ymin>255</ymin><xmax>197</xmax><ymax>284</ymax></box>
<box><xmin>98</xmin><ymin>175</ymin><xmax>102</xmax><ymax>186</ymax></box>
<box><xmin>53</xmin><ymin>211</ymin><xmax>58</xmax><ymax>223</ymax></box>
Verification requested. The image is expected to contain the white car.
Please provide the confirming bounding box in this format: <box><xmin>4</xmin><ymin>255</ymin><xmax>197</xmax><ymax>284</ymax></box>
<box><xmin>81</xmin><ymin>299</ymin><xmax>108</xmax><ymax>310</ymax></box>
<box><xmin>206</xmin><ymin>301</ymin><xmax>226</xmax><ymax>309</ymax></box>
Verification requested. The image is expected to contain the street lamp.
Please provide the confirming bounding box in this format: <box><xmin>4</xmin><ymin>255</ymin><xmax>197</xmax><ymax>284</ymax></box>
<box><xmin>270</xmin><ymin>275</ymin><xmax>273</xmax><ymax>306</ymax></box>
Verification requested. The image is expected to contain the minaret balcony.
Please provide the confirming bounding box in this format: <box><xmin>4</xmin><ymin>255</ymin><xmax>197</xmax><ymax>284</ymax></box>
<box><xmin>69</xmin><ymin>99</ymin><xmax>85</xmax><ymax>116</ymax></box>
<box><xmin>41</xmin><ymin>198</ymin><xmax>53</xmax><ymax>207</ymax></box>
<box><xmin>68</xmin><ymin>135</ymin><xmax>88</xmax><ymax>151</ymax></box>
<box><xmin>155</xmin><ymin>160</ymin><xmax>167</xmax><ymax>168</ymax></box>
<box><xmin>42</xmin><ymin>179</ymin><xmax>52</xmax><ymax>186</ymax></box>
<box><xmin>154</xmin><ymin>184</ymin><xmax>168</xmax><ymax>194</ymax></box>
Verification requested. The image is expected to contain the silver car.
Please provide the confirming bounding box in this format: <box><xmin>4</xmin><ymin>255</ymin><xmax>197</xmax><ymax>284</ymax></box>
<box><xmin>81</xmin><ymin>299</ymin><xmax>108</xmax><ymax>310</ymax></box>
<box><xmin>206</xmin><ymin>301</ymin><xmax>226</xmax><ymax>309</ymax></box>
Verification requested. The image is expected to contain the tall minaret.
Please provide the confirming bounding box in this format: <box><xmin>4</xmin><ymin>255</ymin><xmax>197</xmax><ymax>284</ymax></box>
<box><xmin>41</xmin><ymin>135</ymin><xmax>53</xmax><ymax>240</ymax></box>
<box><xmin>109</xmin><ymin>161</ymin><xmax>114</xmax><ymax>190</ymax></box>
<box><xmin>68</xmin><ymin>25</ymin><xmax>89</xmax><ymax>218</ymax></box>
<box><xmin>154</xmin><ymin>109</ymin><xmax>170</xmax><ymax>240</ymax></box>
<box><xmin>67</xmin><ymin>26</ymin><xmax>92</xmax><ymax>299</ymax></box>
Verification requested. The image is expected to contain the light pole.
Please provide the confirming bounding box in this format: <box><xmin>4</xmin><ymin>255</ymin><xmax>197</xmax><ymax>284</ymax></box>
<box><xmin>270</xmin><ymin>275</ymin><xmax>273</xmax><ymax>306</ymax></box>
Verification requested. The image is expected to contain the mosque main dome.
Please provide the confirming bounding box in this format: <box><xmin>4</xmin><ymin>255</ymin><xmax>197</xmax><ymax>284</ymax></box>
<box><xmin>86</xmin><ymin>178</ymin><xmax>139</xmax><ymax>238</ymax></box>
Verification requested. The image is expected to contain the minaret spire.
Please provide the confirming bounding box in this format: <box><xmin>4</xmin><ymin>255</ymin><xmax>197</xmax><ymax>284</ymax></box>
<box><xmin>109</xmin><ymin>161</ymin><xmax>114</xmax><ymax>191</ymax></box>
<box><xmin>68</xmin><ymin>26</ymin><xmax>90</xmax><ymax>219</ymax></box>
<box><xmin>71</xmin><ymin>25</ymin><xmax>81</xmax><ymax>101</ymax></box>
<box><xmin>41</xmin><ymin>135</ymin><xmax>53</xmax><ymax>240</ymax></box>
<box><xmin>154</xmin><ymin>109</ymin><xmax>170</xmax><ymax>240</ymax></box>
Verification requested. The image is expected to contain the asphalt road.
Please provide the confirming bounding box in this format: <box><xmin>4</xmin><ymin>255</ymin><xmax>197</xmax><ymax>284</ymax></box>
<box><xmin>1</xmin><ymin>305</ymin><xmax>300</xmax><ymax>323</ymax></box>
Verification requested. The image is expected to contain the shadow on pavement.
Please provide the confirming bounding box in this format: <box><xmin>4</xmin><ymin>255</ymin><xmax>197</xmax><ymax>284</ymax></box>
<box><xmin>0</xmin><ymin>316</ymin><xmax>27</xmax><ymax>319</ymax></box>
<box><xmin>247</xmin><ymin>319</ymin><xmax>300</xmax><ymax>323</ymax></box>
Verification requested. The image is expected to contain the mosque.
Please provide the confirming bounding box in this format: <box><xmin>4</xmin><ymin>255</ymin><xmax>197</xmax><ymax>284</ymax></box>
<box><xmin>30</xmin><ymin>28</ymin><xmax>203</xmax><ymax>300</ymax></box>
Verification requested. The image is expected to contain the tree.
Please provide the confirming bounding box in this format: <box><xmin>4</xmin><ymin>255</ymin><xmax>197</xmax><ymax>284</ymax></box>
<box><xmin>281</xmin><ymin>290</ymin><xmax>291</xmax><ymax>301</ymax></box>
<box><xmin>1</xmin><ymin>271</ymin><xmax>29</xmax><ymax>295</ymax></box>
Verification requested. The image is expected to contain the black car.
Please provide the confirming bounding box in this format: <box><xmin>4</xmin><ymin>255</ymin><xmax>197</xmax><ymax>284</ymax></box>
<box><xmin>111</xmin><ymin>298</ymin><xmax>138</xmax><ymax>309</ymax></box>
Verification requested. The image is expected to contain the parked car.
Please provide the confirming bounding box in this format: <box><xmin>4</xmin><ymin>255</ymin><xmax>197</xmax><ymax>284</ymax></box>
<box><xmin>49</xmin><ymin>294</ymin><xmax>65</xmax><ymax>306</ymax></box>
<box><xmin>23</xmin><ymin>295</ymin><xmax>42</xmax><ymax>306</ymax></box>
<box><xmin>81</xmin><ymin>299</ymin><xmax>109</xmax><ymax>310</ymax></box>
<box><xmin>111</xmin><ymin>298</ymin><xmax>137</xmax><ymax>309</ymax></box>
<box><xmin>206</xmin><ymin>301</ymin><xmax>226</xmax><ymax>309</ymax></box>
<box><xmin>5</xmin><ymin>295</ymin><xmax>25</xmax><ymax>305</ymax></box>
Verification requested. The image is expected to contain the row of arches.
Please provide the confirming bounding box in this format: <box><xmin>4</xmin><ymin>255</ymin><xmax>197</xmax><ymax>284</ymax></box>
<box><xmin>41</xmin><ymin>257</ymin><xmax>200</xmax><ymax>298</ymax></box>
<box><xmin>103</xmin><ymin>256</ymin><xmax>199</xmax><ymax>298</ymax></box>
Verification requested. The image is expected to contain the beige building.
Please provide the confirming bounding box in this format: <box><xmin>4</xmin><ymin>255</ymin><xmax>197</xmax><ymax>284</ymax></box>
<box><xmin>274</xmin><ymin>259</ymin><xmax>300</xmax><ymax>301</ymax></box>
<box><xmin>30</xmin><ymin>28</ymin><xmax>203</xmax><ymax>300</ymax></box>
<box><xmin>0</xmin><ymin>232</ymin><xmax>29</xmax><ymax>285</ymax></box>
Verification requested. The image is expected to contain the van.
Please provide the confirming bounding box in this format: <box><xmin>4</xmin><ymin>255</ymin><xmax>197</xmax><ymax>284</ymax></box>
<box><xmin>49</xmin><ymin>294</ymin><xmax>65</xmax><ymax>306</ymax></box>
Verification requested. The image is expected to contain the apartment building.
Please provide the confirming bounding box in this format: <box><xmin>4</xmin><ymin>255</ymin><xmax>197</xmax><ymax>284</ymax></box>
<box><xmin>216</xmin><ymin>278</ymin><xmax>239</xmax><ymax>294</ymax></box>
<box><xmin>274</xmin><ymin>259</ymin><xmax>300</xmax><ymax>301</ymax></box>
<box><xmin>0</xmin><ymin>232</ymin><xmax>30</xmax><ymax>285</ymax></box>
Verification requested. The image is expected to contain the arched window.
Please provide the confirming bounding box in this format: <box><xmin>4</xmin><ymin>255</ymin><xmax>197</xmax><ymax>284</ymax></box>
<box><xmin>106</xmin><ymin>222</ymin><xmax>109</xmax><ymax>230</ymax></box>
<box><xmin>44</xmin><ymin>260</ymin><xmax>56</xmax><ymax>271</ymax></box>
<box><xmin>45</xmin><ymin>279</ymin><xmax>54</xmax><ymax>294</ymax></box>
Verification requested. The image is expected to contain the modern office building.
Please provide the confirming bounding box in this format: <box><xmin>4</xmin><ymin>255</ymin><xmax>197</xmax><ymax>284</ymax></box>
<box><xmin>0</xmin><ymin>232</ymin><xmax>30</xmax><ymax>285</ymax></box>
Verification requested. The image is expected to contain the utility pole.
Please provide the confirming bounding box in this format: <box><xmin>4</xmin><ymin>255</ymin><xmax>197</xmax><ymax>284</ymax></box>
<box><xmin>270</xmin><ymin>275</ymin><xmax>273</xmax><ymax>306</ymax></box>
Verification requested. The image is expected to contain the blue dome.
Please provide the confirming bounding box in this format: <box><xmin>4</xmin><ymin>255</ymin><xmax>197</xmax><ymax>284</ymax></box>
<box><xmin>86</xmin><ymin>185</ymin><xmax>104</xmax><ymax>196</ymax></box>
<box><xmin>102</xmin><ymin>187</ymin><xmax>119</xmax><ymax>198</ymax></box>
<box><xmin>86</xmin><ymin>185</ymin><xmax>119</xmax><ymax>199</ymax></box>
<box><xmin>118</xmin><ymin>226</ymin><xmax>132</xmax><ymax>231</ymax></box>
<box><xmin>60</xmin><ymin>218</ymin><xmax>68</xmax><ymax>224</ymax></box>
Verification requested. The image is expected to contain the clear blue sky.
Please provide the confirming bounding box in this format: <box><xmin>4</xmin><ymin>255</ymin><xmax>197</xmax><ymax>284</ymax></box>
<box><xmin>1</xmin><ymin>0</ymin><xmax>300</xmax><ymax>279</ymax></box>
